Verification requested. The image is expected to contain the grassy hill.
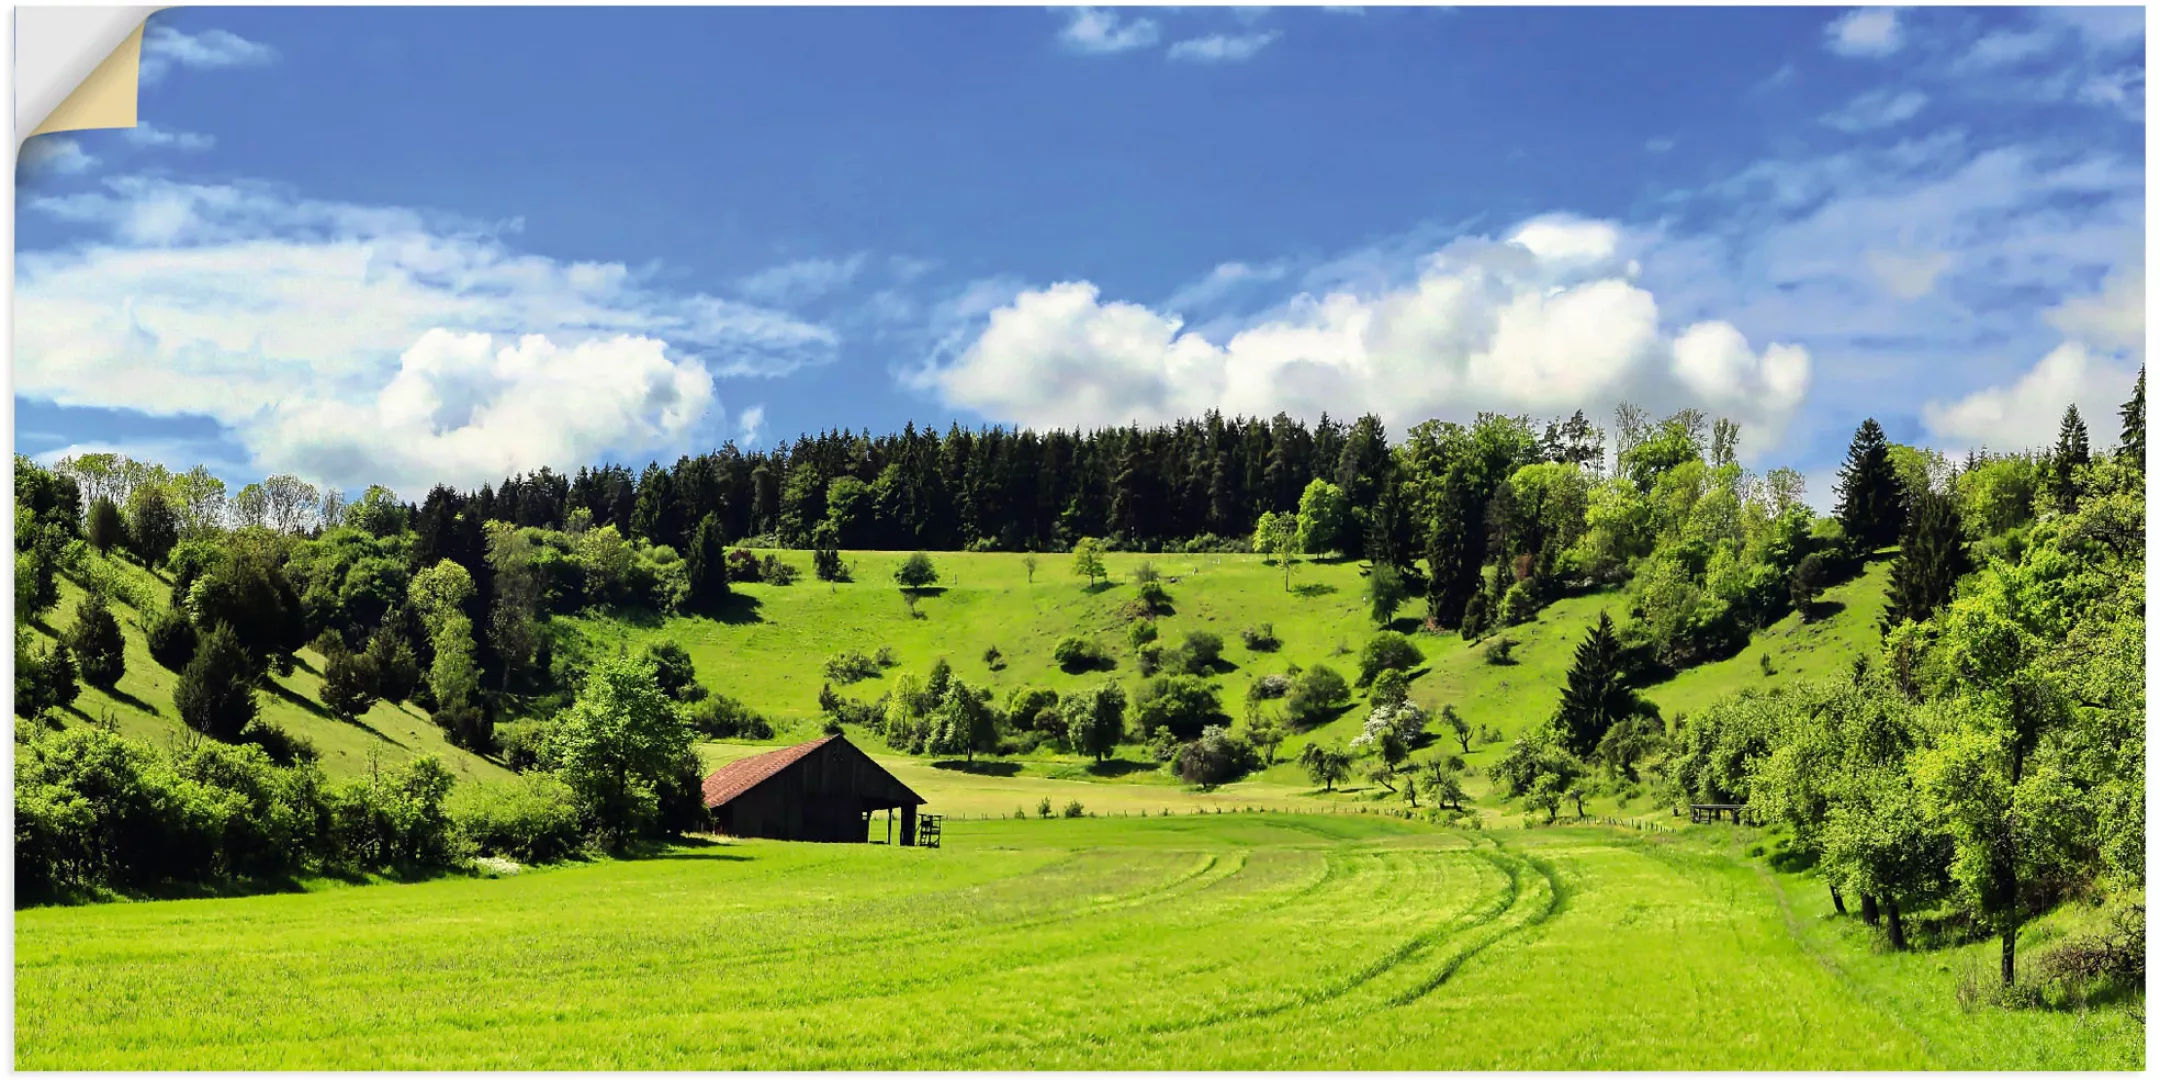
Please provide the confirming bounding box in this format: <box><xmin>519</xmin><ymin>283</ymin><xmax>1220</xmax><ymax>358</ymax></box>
<box><xmin>29</xmin><ymin>554</ymin><xmax>510</xmax><ymax>784</ymax></box>
<box><xmin>17</xmin><ymin>812</ymin><xmax>2136</xmax><ymax>1070</ymax></box>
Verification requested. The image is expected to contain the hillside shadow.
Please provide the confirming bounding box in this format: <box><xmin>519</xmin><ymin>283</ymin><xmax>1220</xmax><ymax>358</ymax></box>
<box><xmin>932</xmin><ymin>759</ymin><xmax>1022</xmax><ymax>777</ymax></box>
<box><xmin>704</xmin><ymin>593</ymin><xmax>766</xmax><ymax>626</ymax></box>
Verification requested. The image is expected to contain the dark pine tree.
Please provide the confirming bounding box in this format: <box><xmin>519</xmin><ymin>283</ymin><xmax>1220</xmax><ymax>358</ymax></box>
<box><xmin>85</xmin><ymin>497</ymin><xmax>125</xmax><ymax>555</ymax></box>
<box><xmin>2050</xmin><ymin>404</ymin><xmax>2092</xmax><ymax>513</ymax></box>
<box><xmin>64</xmin><ymin>593</ymin><xmax>126</xmax><ymax>689</ymax></box>
<box><xmin>1833</xmin><ymin>419</ymin><xmax>1905</xmax><ymax>552</ymax></box>
<box><xmin>2121</xmin><ymin>366</ymin><xmax>2145</xmax><ymax>472</ymax></box>
<box><xmin>175</xmin><ymin>621</ymin><xmax>259</xmax><ymax>741</ymax></box>
<box><xmin>1552</xmin><ymin>612</ymin><xmax>1646</xmax><ymax>758</ymax></box>
<box><xmin>1882</xmin><ymin>490</ymin><xmax>1970</xmax><ymax>631</ymax></box>
<box><xmin>685</xmin><ymin>513</ymin><xmax>732</xmax><ymax>610</ymax></box>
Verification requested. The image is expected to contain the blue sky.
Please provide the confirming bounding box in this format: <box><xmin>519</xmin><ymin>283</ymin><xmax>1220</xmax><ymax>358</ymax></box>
<box><xmin>15</xmin><ymin>5</ymin><xmax>2146</xmax><ymax>503</ymax></box>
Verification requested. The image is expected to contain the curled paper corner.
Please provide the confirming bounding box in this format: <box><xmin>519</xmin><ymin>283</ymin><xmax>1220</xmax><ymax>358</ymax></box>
<box><xmin>18</xmin><ymin>6</ymin><xmax>162</xmax><ymax>146</ymax></box>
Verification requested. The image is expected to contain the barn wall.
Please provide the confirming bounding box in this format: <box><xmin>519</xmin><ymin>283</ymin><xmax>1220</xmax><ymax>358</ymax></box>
<box><xmin>709</xmin><ymin>739</ymin><xmax>920</xmax><ymax>844</ymax></box>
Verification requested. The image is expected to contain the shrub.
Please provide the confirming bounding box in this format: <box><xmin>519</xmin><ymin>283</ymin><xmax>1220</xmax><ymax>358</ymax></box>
<box><xmin>1284</xmin><ymin>664</ymin><xmax>1350</xmax><ymax>728</ymax></box>
<box><xmin>365</xmin><ymin>630</ymin><xmax>422</xmax><ymax>704</ymax></box>
<box><xmin>1037</xmin><ymin>796</ymin><xmax>1054</xmax><ymax>819</ymax></box>
<box><xmin>758</xmin><ymin>555</ymin><xmax>799</xmax><ymax>586</ymax></box>
<box><xmin>85</xmin><ymin>497</ymin><xmax>124</xmax><ymax>554</ymax></box>
<box><xmin>496</xmin><ymin>719</ymin><xmax>556</xmax><ymax>772</ymax></box>
<box><xmin>1246</xmin><ymin>673</ymin><xmax>1292</xmax><ymax>702</ymax></box>
<box><xmin>1127</xmin><ymin>620</ymin><xmax>1158</xmax><ymax>650</ymax></box>
<box><xmin>1132</xmin><ymin>675</ymin><xmax>1222</xmax><ymax>741</ymax></box>
<box><xmin>1134</xmin><ymin>561</ymin><xmax>1161</xmax><ymax>585</ymax></box>
<box><xmin>1052</xmin><ymin>635</ymin><xmax>1112</xmax><ymax>672</ymax></box>
<box><xmin>687</xmin><ymin>694</ymin><xmax>773</xmax><ymax>740</ymax></box>
<box><xmin>146</xmin><ymin>604</ymin><xmax>199</xmax><ymax>672</ymax></box>
<box><xmin>1136</xmin><ymin>642</ymin><xmax>1163</xmax><ymax>677</ymax></box>
<box><xmin>1007</xmin><ymin>687</ymin><xmax>1059</xmax><ymax>732</ymax></box>
<box><xmin>1134</xmin><ymin>579</ymin><xmax>1172</xmax><ymax>616</ymax></box>
<box><xmin>1356</xmin><ymin>631</ymin><xmax>1424</xmax><ymax>686</ymax></box>
<box><xmin>644</xmin><ymin>641</ymin><xmax>706</xmax><ymax>702</ymax></box>
<box><xmin>176</xmin><ymin>622</ymin><xmax>259</xmax><ymax>741</ymax></box>
<box><xmin>449</xmin><ymin>773</ymin><xmax>584</xmax><ymax>864</ymax></box>
<box><xmin>982</xmin><ymin>644</ymin><xmax>1005</xmax><ymax>670</ymax></box>
<box><xmin>1482</xmin><ymin>636</ymin><xmax>1519</xmax><ymax>666</ymax></box>
<box><xmin>324</xmin><ymin>756</ymin><xmax>459</xmax><ymax>871</ymax></box>
<box><xmin>64</xmin><ymin>593</ymin><xmax>126</xmax><ymax>690</ymax></box>
<box><xmin>1171</xmin><ymin>630</ymin><xmax>1225</xmax><ymax>676</ymax></box>
<box><xmin>239</xmin><ymin>720</ymin><xmax>319</xmax><ymax>766</ymax></box>
<box><xmin>1500</xmin><ymin>582</ymin><xmax>1537</xmax><ymax>626</ymax></box>
<box><xmin>1061</xmin><ymin>799</ymin><xmax>1086</xmax><ymax>819</ymax></box>
<box><xmin>726</xmin><ymin>548</ymin><xmax>761</xmax><ymax>583</ymax></box>
<box><xmin>1240</xmin><ymin>623</ymin><xmax>1281</xmax><ymax>652</ymax></box>
<box><xmin>825</xmin><ymin>649</ymin><xmax>880</xmax><ymax>684</ymax></box>
<box><xmin>894</xmin><ymin>551</ymin><xmax>939</xmax><ymax>591</ymax></box>
<box><xmin>875</xmin><ymin>645</ymin><xmax>899</xmax><ymax>667</ymax></box>
<box><xmin>1369</xmin><ymin>668</ymin><xmax>1409</xmax><ymax>709</ymax></box>
<box><xmin>1175</xmin><ymin>725</ymin><xmax>1257</xmax><ymax>790</ymax></box>
<box><xmin>812</xmin><ymin>546</ymin><xmax>849</xmax><ymax>583</ymax></box>
<box><xmin>319</xmin><ymin>646</ymin><xmax>380</xmax><ymax>721</ymax></box>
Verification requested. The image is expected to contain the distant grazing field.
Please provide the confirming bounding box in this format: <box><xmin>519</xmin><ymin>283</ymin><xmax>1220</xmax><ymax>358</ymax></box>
<box><xmin>17</xmin><ymin>813</ymin><xmax>2138</xmax><ymax>1070</ymax></box>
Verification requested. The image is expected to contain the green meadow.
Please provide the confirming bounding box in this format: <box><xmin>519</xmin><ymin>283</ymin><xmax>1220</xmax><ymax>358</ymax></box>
<box><xmin>16</xmin><ymin>812</ymin><xmax>2137</xmax><ymax>1070</ymax></box>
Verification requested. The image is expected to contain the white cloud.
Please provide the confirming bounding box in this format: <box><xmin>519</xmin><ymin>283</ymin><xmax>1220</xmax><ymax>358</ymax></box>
<box><xmin>1167</xmin><ymin>31</ymin><xmax>1280</xmax><ymax>63</ymax></box>
<box><xmin>1955</xmin><ymin>27</ymin><xmax>2056</xmax><ymax>71</ymax></box>
<box><xmin>121</xmin><ymin>123</ymin><xmax>216</xmax><ymax>151</ymax></box>
<box><xmin>139</xmin><ymin>24</ymin><xmax>277</xmax><ymax>84</ymax></box>
<box><xmin>2045</xmin><ymin>263</ymin><xmax>2145</xmax><ymax>356</ymax></box>
<box><xmin>1825</xmin><ymin>8</ymin><xmax>1904</xmax><ymax>58</ymax></box>
<box><xmin>1820</xmin><ymin>88</ymin><xmax>1928</xmax><ymax>132</ymax></box>
<box><xmin>913</xmin><ymin>215</ymin><xmax>1812</xmax><ymax>458</ymax></box>
<box><xmin>1059</xmin><ymin>9</ymin><xmax>1160</xmax><ymax>54</ymax></box>
<box><xmin>1921</xmin><ymin>342</ymin><xmax>2139</xmax><ymax>451</ymax></box>
<box><xmin>1162</xmin><ymin>260</ymin><xmax>1289</xmax><ymax>314</ymax></box>
<box><xmin>736</xmin><ymin>404</ymin><xmax>767</xmax><ymax>448</ymax></box>
<box><xmin>17</xmin><ymin>176</ymin><xmax>839</xmax><ymax>494</ymax></box>
<box><xmin>736</xmin><ymin>253</ymin><xmax>868</xmax><ymax>305</ymax></box>
<box><xmin>19</xmin><ymin>136</ymin><xmax>97</xmax><ymax>177</ymax></box>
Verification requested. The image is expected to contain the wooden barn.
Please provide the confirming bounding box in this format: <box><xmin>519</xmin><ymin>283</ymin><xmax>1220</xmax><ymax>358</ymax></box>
<box><xmin>701</xmin><ymin>734</ymin><xmax>934</xmax><ymax>846</ymax></box>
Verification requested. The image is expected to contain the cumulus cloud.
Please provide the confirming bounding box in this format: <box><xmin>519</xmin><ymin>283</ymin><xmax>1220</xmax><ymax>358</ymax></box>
<box><xmin>139</xmin><ymin>24</ymin><xmax>277</xmax><ymax>84</ymax></box>
<box><xmin>2045</xmin><ymin>263</ymin><xmax>2144</xmax><ymax>355</ymax></box>
<box><xmin>1059</xmin><ymin>9</ymin><xmax>1160</xmax><ymax>54</ymax></box>
<box><xmin>913</xmin><ymin>215</ymin><xmax>1812</xmax><ymax>458</ymax></box>
<box><xmin>1922</xmin><ymin>342</ymin><xmax>2140</xmax><ymax>451</ymax></box>
<box><xmin>1167</xmin><ymin>31</ymin><xmax>1280</xmax><ymax>63</ymax></box>
<box><xmin>17</xmin><ymin>176</ymin><xmax>838</xmax><ymax>494</ymax></box>
<box><xmin>1824</xmin><ymin>8</ymin><xmax>1904</xmax><ymax>58</ymax></box>
<box><xmin>1820</xmin><ymin>88</ymin><xmax>1928</xmax><ymax>132</ymax></box>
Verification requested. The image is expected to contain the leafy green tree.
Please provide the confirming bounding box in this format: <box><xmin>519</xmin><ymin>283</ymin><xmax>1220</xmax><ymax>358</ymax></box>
<box><xmin>1070</xmin><ymin>537</ymin><xmax>1107</xmax><ymax>586</ymax></box>
<box><xmin>1061</xmin><ymin>680</ymin><xmax>1127</xmax><ymax>762</ymax></box>
<box><xmin>1366</xmin><ymin>560</ymin><xmax>1408</xmax><ymax>626</ymax></box>
<box><xmin>175</xmin><ymin>622</ymin><xmax>258</xmax><ymax>740</ymax></box>
<box><xmin>484</xmin><ymin>522</ymin><xmax>540</xmax><ymax>690</ymax></box>
<box><xmin>85</xmin><ymin>497</ymin><xmax>125</xmax><ymax>555</ymax></box>
<box><xmin>895</xmin><ymin>550</ymin><xmax>940</xmax><ymax>592</ymax></box>
<box><xmin>1170</xmin><ymin>629</ymin><xmax>1224</xmax><ymax>676</ymax></box>
<box><xmin>1789</xmin><ymin>551</ymin><xmax>1830</xmax><ymax>621</ymax></box>
<box><xmin>63</xmin><ymin>593</ymin><xmax>126</xmax><ymax>690</ymax></box>
<box><xmin>1834</xmin><ymin>418</ymin><xmax>1905</xmax><ymax>551</ymax></box>
<box><xmin>347</xmin><ymin>485</ymin><xmax>407</xmax><ymax>538</ymax></box>
<box><xmin>1295</xmin><ymin>479</ymin><xmax>1348</xmax><ymax>556</ymax></box>
<box><xmin>1551</xmin><ymin>612</ymin><xmax>1651</xmax><ymax>757</ymax></box>
<box><xmin>1369</xmin><ymin>668</ymin><xmax>1409</xmax><ymax>710</ymax></box>
<box><xmin>1239</xmin><ymin>705</ymin><xmax>1285</xmax><ymax>765</ymax></box>
<box><xmin>1297</xmin><ymin>741</ymin><xmax>1351</xmax><ymax>791</ymax></box>
<box><xmin>1356</xmin><ymin>631</ymin><xmax>1423</xmax><ymax>686</ymax></box>
<box><xmin>642</xmin><ymin>641</ymin><xmax>704</xmax><ymax>702</ymax></box>
<box><xmin>1133</xmin><ymin>674</ymin><xmax>1222</xmax><ymax>740</ymax></box>
<box><xmin>1006</xmin><ymin>687</ymin><xmax>1059</xmax><ymax>732</ymax></box>
<box><xmin>1176</xmin><ymin>725</ymin><xmax>1254</xmax><ymax>790</ymax></box>
<box><xmin>550</xmin><ymin>651</ymin><xmax>697</xmax><ymax>848</ymax></box>
<box><xmin>364</xmin><ymin>628</ymin><xmax>420</xmax><ymax>704</ymax></box>
<box><xmin>925</xmin><ymin>679</ymin><xmax>999</xmax><ymax>761</ymax></box>
<box><xmin>1442</xmin><ymin>703</ymin><xmax>1471</xmax><ymax>754</ymax></box>
<box><xmin>124</xmin><ymin>486</ymin><xmax>180</xmax><ymax>567</ymax></box>
<box><xmin>1253</xmin><ymin>510</ymin><xmax>1298</xmax><ymax>590</ymax></box>
<box><xmin>1881</xmin><ymin>489</ymin><xmax>1969</xmax><ymax>630</ymax></box>
<box><xmin>1419</xmin><ymin>756</ymin><xmax>1468</xmax><ymax>810</ymax></box>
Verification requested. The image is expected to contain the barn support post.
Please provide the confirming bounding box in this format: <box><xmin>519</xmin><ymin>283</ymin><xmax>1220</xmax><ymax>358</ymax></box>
<box><xmin>886</xmin><ymin>808</ymin><xmax>894</xmax><ymax>845</ymax></box>
<box><xmin>901</xmin><ymin>804</ymin><xmax>918</xmax><ymax>847</ymax></box>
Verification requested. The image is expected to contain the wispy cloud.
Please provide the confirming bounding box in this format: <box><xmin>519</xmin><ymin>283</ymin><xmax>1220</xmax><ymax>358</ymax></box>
<box><xmin>121</xmin><ymin>123</ymin><xmax>216</xmax><ymax>152</ymax></box>
<box><xmin>1644</xmin><ymin>137</ymin><xmax>1677</xmax><ymax>154</ymax></box>
<box><xmin>1824</xmin><ymin>8</ymin><xmax>1903</xmax><ymax>58</ymax></box>
<box><xmin>1058</xmin><ymin>8</ymin><xmax>1160</xmax><ymax>54</ymax></box>
<box><xmin>1167</xmin><ymin>31</ymin><xmax>1280</xmax><ymax>63</ymax></box>
<box><xmin>736</xmin><ymin>253</ymin><xmax>869</xmax><ymax>306</ymax></box>
<box><xmin>1820</xmin><ymin>88</ymin><xmax>1928</xmax><ymax>132</ymax></box>
<box><xmin>735</xmin><ymin>404</ymin><xmax>767</xmax><ymax>447</ymax></box>
<box><xmin>19</xmin><ymin>136</ymin><xmax>97</xmax><ymax>178</ymax></box>
<box><xmin>140</xmin><ymin>24</ymin><xmax>278</xmax><ymax>84</ymax></box>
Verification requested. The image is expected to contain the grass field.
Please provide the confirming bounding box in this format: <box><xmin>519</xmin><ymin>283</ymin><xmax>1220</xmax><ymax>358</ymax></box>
<box><xmin>17</xmin><ymin>812</ymin><xmax>2139</xmax><ymax>1070</ymax></box>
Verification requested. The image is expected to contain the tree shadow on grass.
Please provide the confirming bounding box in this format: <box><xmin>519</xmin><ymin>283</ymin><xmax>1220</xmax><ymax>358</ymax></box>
<box><xmin>932</xmin><ymin>759</ymin><xmax>1023</xmax><ymax>776</ymax></box>
<box><xmin>1083</xmin><ymin>758</ymin><xmax>1160</xmax><ymax>779</ymax></box>
<box><xmin>1795</xmin><ymin>600</ymin><xmax>1846</xmax><ymax>625</ymax></box>
<box><xmin>98</xmin><ymin>685</ymin><xmax>161</xmax><ymax>715</ymax></box>
<box><xmin>1291</xmin><ymin>582</ymin><xmax>1338</xmax><ymax>599</ymax></box>
<box><xmin>1082</xmin><ymin>581</ymin><xmax>1119</xmax><ymax>595</ymax></box>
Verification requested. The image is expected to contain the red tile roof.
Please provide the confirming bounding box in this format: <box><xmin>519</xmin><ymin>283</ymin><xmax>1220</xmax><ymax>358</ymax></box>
<box><xmin>701</xmin><ymin>735</ymin><xmax>840</xmax><ymax>809</ymax></box>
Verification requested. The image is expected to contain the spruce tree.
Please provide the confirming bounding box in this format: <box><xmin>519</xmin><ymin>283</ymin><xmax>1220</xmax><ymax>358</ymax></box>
<box><xmin>1833</xmin><ymin>419</ymin><xmax>1905</xmax><ymax>552</ymax></box>
<box><xmin>1881</xmin><ymin>490</ymin><xmax>1970</xmax><ymax>630</ymax></box>
<box><xmin>85</xmin><ymin>497</ymin><xmax>125</xmax><ymax>555</ymax></box>
<box><xmin>2051</xmin><ymin>404</ymin><xmax>2092</xmax><ymax>513</ymax></box>
<box><xmin>319</xmin><ymin>645</ymin><xmax>379</xmax><ymax>721</ymax></box>
<box><xmin>63</xmin><ymin>593</ymin><xmax>126</xmax><ymax>690</ymax></box>
<box><xmin>146</xmin><ymin>604</ymin><xmax>198</xmax><ymax>671</ymax></box>
<box><xmin>685</xmin><ymin>513</ymin><xmax>732</xmax><ymax>609</ymax></box>
<box><xmin>2121</xmin><ymin>366</ymin><xmax>2145</xmax><ymax>471</ymax></box>
<box><xmin>175</xmin><ymin>621</ymin><xmax>259</xmax><ymax>740</ymax></box>
<box><xmin>1551</xmin><ymin>612</ymin><xmax>1644</xmax><ymax>757</ymax></box>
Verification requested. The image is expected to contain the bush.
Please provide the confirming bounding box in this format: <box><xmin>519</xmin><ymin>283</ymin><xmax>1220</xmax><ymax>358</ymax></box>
<box><xmin>824</xmin><ymin>649</ymin><xmax>880</xmax><ymax>684</ymax></box>
<box><xmin>726</xmin><ymin>548</ymin><xmax>761</xmax><ymax>583</ymax></box>
<box><xmin>1482</xmin><ymin>636</ymin><xmax>1519</xmax><ymax>666</ymax></box>
<box><xmin>875</xmin><ymin>645</ymin><xmax>899</xmax><ymax>668</ymax></box>
<box><xmin>1500</xmin><ymin>582</ymin><xmax>1537</xmax><ymax>626</ymax></box>
<box><xmin>644</xmin><ymin>641</ymin><xmax>706</xmax><ymax>702</ymax></box>
<box><xmin>1174</xmin><ymin>724</ymin><xmax>1257</xmax><ymax>790</ymax></box>
<box><xmin>1061</xmin><ymin>799</ymin><xmax>1086</xmax><ymax>819</ymax></box>
<box><xmin>687</xmin><ymin>694</ymin><xmax>773</xmax><ymax>740</ymax></box>
<box><xmin>894</xmin><ymin>551</ymin><xmax>939</xmax><ymax>591</ymax></box>
<box><xmin>496</xmin><ymin>719</ymin><xmax>556</xmax><ymax>772</ymax></box>
<box><xmin>1369</xmin><ymin>668</ymin><xmax>1409</xmax><ymax>709</ymax></box>
<box><xmin>1240</xmin><ymin>623</ymin><xmax>1281</xmax><ymax>652</ymax></box>
<box><xmin>1284</xmin><ymin>664</ymin><xmax>1350</xmax><ymax>728</ymax></box>
<box><xmin>63</xmin><ymin>594</ymin><xmax>126</xmax><ymax>690</ymax></box>
<box><xmin>319</xmin><ymin>646</ymin><xmax>380</xmax><ymax>721</ymax></box>
<box><xmin>239</xmin><ymin>720</ymin><xmax>319</xmax><ymax>766</ymax></box>
<box><xmin>812</xmin><ymin>547</ymin><xmax>849</xmax><ymax>583</ymax></box>
<box><xmin>448</xmin><ymin>773</ymin><xmax>583</xmax><ymax>864</ymax></box>
<box><xmin>1007</xmin><ymin>687</ymin><xmax>1059</xmax><ymax>732</ymax></box>
<box><xmin>1127</xmin><ymin>620</ymin><xmax>1158</xmax><ymax>649</ymax></box>
<box><xmin>324</xmin><ymin>756</ymin><xmax>459</xmax><ymax>871</ymax></box>
<box><xmin>982</xmin><ymin>644</ymin><xmax>1005</xmax><ymax>670</ymax></box>
<box><xmin>1132</xmin><ymin>675</ymin><xmax>1223</xmax><ymax>741</ymax></box>
<box><xmin>1134</xmin><ymin>579</ymin><xmax>1172</xmax><ymax>616</ymax></box>
<box><xmin>1356</xmin><ymin>631</ymin><xmax>1424</xmax><ymax>686</ymax></box>
<box><xmin>1171</xmin><ymin>630</ymin><xmax>1225</xmax><ymax>676</ymax></box>
<box><xmin>758</xmin><ymin>555</ymin><xmax>799</xmax><ymax>586</ymax></box>
<box><xmin>1052</xmin><ymin>635</ymin><xmax>1113</xmax><ymax>673</ymax></box>
<box><xmin>1136</xmin><ymin>642</ymin><xmax>1163</xmax><ymax>677</ymax></box>
<box><xmin>176</xmin><ymin>622</ymin><xmax>259</xmax><ymax>741</ymax></box>
<box><xmin>1247</xmin><ymin>673</ymin><xmax>1292</xmax><ymax>702</ymax></box>
<box><xmin>146</xmin><ymin>604</ymin><xmax>199</xmax><ymax>672</ymax></box>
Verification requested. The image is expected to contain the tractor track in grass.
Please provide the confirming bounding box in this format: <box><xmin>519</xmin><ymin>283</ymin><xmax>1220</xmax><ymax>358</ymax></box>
<box><xmin>1384</xmin><ymin>839</ymin><xmax>1564</xmax><ymax>1006</ymax></box>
